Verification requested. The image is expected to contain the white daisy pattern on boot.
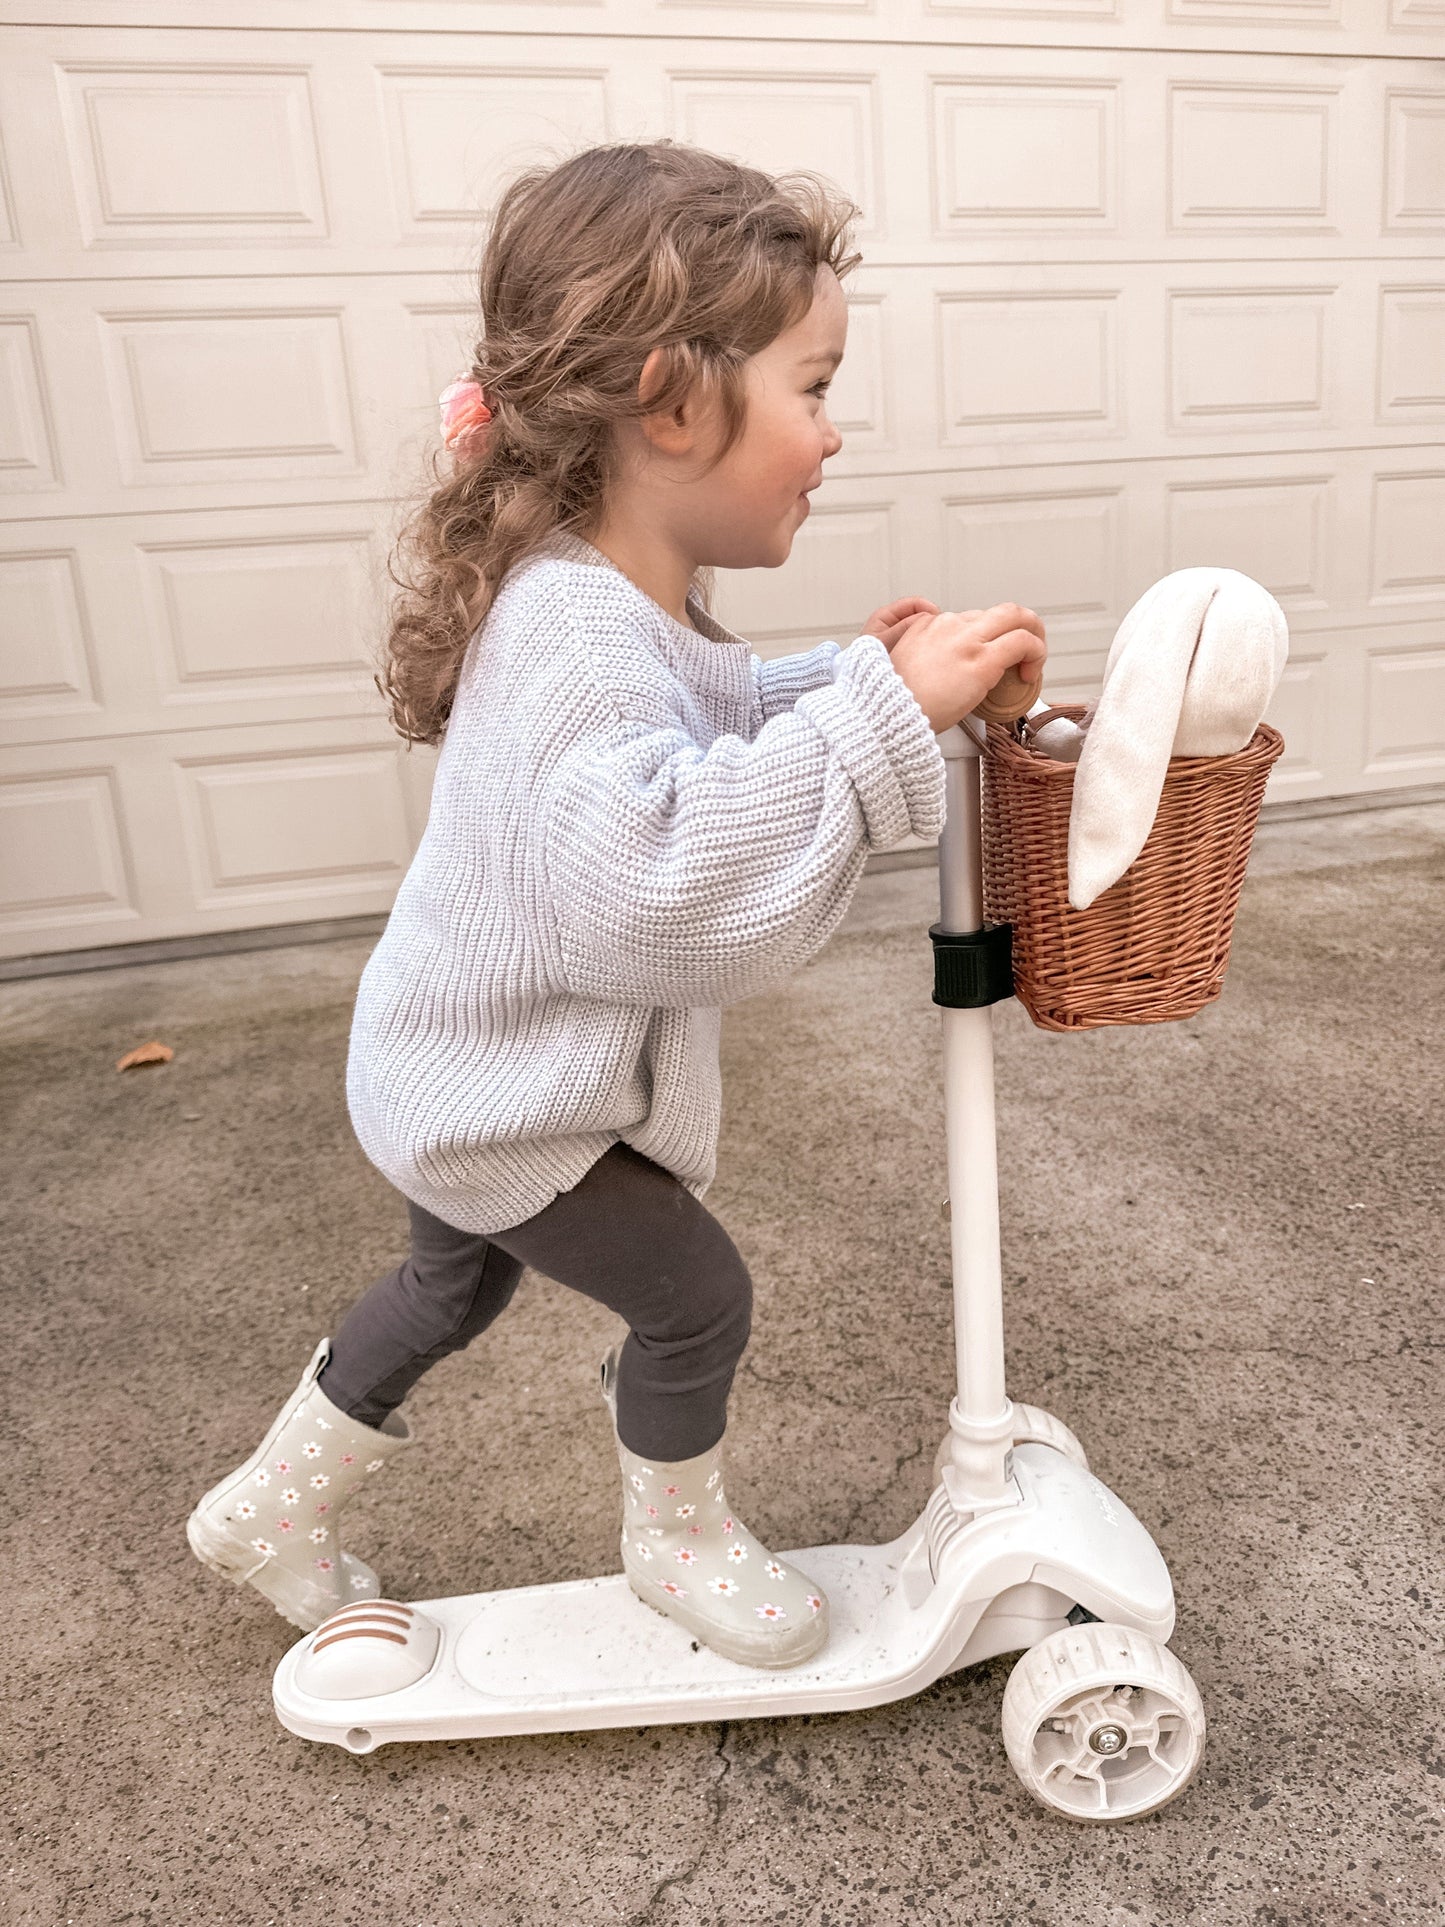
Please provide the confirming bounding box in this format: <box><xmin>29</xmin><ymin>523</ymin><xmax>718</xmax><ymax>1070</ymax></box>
<box><xmin>602</xmin><ymin>1346</ymin><xmax>829</xmax><ymax>1666</ymax></box>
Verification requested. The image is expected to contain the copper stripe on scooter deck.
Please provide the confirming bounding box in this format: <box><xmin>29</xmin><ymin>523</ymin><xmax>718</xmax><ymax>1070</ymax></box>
<box><xmin>313</xmin><ymin>1627</ymin><xmax>409</xmax><ymax>1653</ymax></box>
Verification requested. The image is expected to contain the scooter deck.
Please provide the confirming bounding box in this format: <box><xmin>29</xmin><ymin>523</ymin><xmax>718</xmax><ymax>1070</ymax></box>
<box><xmin>274</xmin><ymin>1535</ymin><xmax>969</xmax><ymax>1749</ymax></box>
<box><xmin>273</xmin><ymin>1448</ymin><xmax>1175</xmax><ymax>1751</ymax></box>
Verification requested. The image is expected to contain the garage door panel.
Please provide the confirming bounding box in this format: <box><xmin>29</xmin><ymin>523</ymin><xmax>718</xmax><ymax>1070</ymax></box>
<box><xmin>141</xmin><ymin>532</ymin><xmax>383</xmax><ymax>698</ymax></box>
<box><xmin>1386</xmin><ymin>87</ymin><xmax>1445</xmax><ymax>228</ymax></box>
<box><xmin>934</xmin><ymin>78</ymin><xmax>1119</xmax><ymax>234</ymax></box>
<box><xmin>1363</xmin><ymin>644</ymin><xmax>1445</xmax><ymax>776</ymax></box>
<box><xmin>1</xmin><ymin>508</ymin><xmax>391</xmax><ymax>751</ymax></box>
<box><xmin>1368</xmin><ymin>471</ymin><xmax>1445</xmax><ymax>607</ymax></box>
<box><xmin>377</xmin><ymin>65</ymin><xmax>611</xmax><ymax>238</ymax></box>
<box><xmin>1264</xmin><ymin>650</ymin><xmax>1333</xmax><ymax>791</ymax></box>
<box><xmin>0</xmin><ymin>315</ymin><xmax>61</xmax><ymax>491</ymax></box>
<box><xmin>1167</xmin><ymin>81</ymin><xmax>1338</xmax><ymax>233</ymax></box>
<box><xmin>56</xmin><ymin>62</ymin><xmax>329</xmax><ymax>250</ymax></box>
<box><xmin>942</xmin><ymin>489</ymin><xmax>1125</xmax><ymax>632</ymax></box>
<box><xmin>1166</xmin><ymin>475</ymin><xmax>1332</xmax><ymax>610</ymax></box>
<box><xmin>175</xmin><ymin>744</ymin><xmax>415</xmax><ymax>909</ymax></box>
<box><xmin>0</xmin><ymin>766</ymin><xmax>137</xmax><ymax>938</ymax></box>
<box><xmin>0</xmin><ymin>548</ymin><xmax>100</xmax><ymax>718</ymax></box>
<box><xmin>672</xmin><ymin>71</ymin><xmax>883</xmax><ymax>236</ymax></box>
<box><xmin>1377</xmin><ymin>285</ymin><xmax>1445</xmax><ymax>423</ymax></box>
<box><xmin>102</xmin><ymin>307</ymin><xmax>361</xmax><ymax>484</ymax></box>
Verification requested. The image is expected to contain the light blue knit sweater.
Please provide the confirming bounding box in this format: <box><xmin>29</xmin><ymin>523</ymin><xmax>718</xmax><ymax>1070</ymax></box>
<box><xmin>346</xmin><ymin>529</ymin><xmax>947</xmax><ymax>1234</ymax></box>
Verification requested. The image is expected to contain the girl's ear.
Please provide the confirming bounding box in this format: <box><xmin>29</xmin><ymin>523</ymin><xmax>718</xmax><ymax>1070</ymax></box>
<box><xmin>636</xmin><ymin>345</ymin><xmax>691</xmax><ymax>455</ymax></box>
<box><xmin>636</xmin><ymin>345</ymin><xmax>724</xmax><ymax>461</ymax></box>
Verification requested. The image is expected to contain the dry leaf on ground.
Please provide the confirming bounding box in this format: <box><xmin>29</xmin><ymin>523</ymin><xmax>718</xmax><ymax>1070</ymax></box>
<box><xmin>116</xmin><ymin>1040</ymin><xmax>174</xmax><ymax>1072</ymax></box>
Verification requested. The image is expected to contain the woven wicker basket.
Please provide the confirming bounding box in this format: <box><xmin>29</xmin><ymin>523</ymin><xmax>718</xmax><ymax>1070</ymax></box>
<box><xmin>981</xmin><ymin>704</ymin><xmax>1286</xmax><ymax>1031</ymax></box>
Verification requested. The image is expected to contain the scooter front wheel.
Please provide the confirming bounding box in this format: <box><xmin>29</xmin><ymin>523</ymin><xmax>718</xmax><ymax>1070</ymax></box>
<box><xmin>1001</xmin><ymin>1623</ymin><xmax>1206</xmax><ymax>1823</ymax></box>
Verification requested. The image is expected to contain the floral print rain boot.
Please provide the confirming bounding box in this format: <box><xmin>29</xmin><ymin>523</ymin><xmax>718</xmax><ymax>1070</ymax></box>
<box><xmin>187</xmin><ymin>1337</ymin><xmax>413</xmax><ymax>1633</ymax></box>
<box><xmin>599</xmin><ymin>1343</ymin><xmax>829</xmax><ymax>1668</ymax></box>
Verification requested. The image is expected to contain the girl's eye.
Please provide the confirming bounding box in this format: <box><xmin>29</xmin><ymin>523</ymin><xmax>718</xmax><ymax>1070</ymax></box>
<box><xmin>810</xmin><ymin>381</ymin><xmax>831</xmax><ymax>398</ymax></box>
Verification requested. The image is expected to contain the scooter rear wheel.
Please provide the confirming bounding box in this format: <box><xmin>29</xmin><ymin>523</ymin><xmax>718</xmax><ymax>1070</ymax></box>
<box><xmin>1001</xmin><ymin>1622</ymin><xmax>1206</xmax><ymax>1823</ymax></box>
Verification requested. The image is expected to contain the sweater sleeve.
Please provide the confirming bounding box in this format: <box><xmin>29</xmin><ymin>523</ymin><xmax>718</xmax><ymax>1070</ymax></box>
<box><xmin>752</xmin><ymin>640</ymin><xmax>844</xmax><ymax>722</ymax></box>
<box><xmin>540</xmin><ymin>632</ymin><xmax>947</xmax><ymax>1009</ymax></box>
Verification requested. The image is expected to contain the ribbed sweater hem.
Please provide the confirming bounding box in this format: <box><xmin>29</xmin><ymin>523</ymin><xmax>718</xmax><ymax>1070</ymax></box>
<box><xmin>363</xmin><ymin>1129</ymin><xmax>710</xmax><ymax>1237</ymax></box>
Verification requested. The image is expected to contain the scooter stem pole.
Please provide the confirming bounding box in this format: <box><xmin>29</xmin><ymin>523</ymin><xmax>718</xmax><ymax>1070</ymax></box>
<box><xmin>934</xmin><ymin>719</ymin><xmax>1015</xmax><ymax>1504</ymax></box>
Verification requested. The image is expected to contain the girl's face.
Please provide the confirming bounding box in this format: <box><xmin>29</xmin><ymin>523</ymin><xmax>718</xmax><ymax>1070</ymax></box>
<box><xmin>695</xmin><ymin>262</ymin><xmax>847</xmax><ymax>570</ymax></box>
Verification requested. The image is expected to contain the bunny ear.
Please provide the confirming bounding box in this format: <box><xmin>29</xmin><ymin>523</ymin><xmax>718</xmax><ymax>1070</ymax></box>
<box><xmin>1067</xmin><ymin>572</ymin><xmax>1220</xmax><ymax>911</ymax></box>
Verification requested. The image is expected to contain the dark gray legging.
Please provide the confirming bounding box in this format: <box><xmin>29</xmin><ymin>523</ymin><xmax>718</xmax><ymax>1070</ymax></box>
<box><xmin>315</xmin><ymin>1142</ymin><xmax>752</xmax><ymax>1462</ymax></box>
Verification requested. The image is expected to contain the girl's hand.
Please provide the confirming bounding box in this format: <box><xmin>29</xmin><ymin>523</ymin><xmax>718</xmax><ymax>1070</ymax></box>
<box><xmin>861</xmin><ymin>597</ymin><xmax>940</xmax><ymax>652</ymax></box>
<box><xmin>887</xmin><ymin>604</ymin><xmax>1048</xmax><ymax>735</ymax></box>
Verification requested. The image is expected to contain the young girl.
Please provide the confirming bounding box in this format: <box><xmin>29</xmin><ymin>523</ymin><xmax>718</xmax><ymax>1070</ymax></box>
<box><xmin>187</xmin><ymin>138</ymin><xmax>1047</xmax><ymax>1670</ymax></box>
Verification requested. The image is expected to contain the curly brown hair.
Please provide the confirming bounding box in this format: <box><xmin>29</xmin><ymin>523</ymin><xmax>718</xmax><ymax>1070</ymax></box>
<box><xmin>378</xmin><ymin>138</ymin><xmax>864</xmax><ymax>744</ymax></box>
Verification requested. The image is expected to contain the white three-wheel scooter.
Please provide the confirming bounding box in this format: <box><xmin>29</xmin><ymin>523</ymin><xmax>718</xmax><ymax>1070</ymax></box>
<box><xmin>272</xmin><ymin>700</ymin><xmax>1208</xmax><ymax>1824</ymax></box>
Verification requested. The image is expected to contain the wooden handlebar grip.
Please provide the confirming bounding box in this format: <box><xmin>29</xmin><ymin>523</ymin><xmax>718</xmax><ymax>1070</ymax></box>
<box><xmin>972</xmin><ymin>663</ymin><xmax>1044</xmax><ymax>724</ymax></box>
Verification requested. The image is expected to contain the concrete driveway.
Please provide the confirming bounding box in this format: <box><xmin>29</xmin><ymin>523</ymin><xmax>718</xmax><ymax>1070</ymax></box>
<box><xmin>4</xmin><ymin>800</ymin><xmax>1441</xmax><ymax>1926</ymax></box>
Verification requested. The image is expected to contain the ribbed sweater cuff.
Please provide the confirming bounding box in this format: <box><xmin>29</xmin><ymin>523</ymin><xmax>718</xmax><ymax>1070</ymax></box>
<box><xmin>793</xmin><ymin>633</ymin><xmax>947</xmax><ymax>850</ymax></box>
<box><xmin>753</xmin><ymin>641</ymin><xmax>842</xmax><ymax>722</ymax></box>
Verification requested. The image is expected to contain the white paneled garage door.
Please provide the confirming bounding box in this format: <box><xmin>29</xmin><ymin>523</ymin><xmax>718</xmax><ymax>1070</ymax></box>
<box><xmin>2</xmin><ymin>0</ymin><xmax>1442</xmax><ymax>962</ymax></box>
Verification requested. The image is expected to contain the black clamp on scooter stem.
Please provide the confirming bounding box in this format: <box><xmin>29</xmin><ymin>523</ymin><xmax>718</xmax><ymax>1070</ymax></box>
<box><xmin>928</xmin><ymin>920</ymin><xmax>1014</xmax><ymax>1009</ymax></box>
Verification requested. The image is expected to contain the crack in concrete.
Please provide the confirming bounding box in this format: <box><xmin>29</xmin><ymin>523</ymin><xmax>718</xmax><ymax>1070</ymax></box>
<box><xmin>837</xmin><ymin>1436</ymin><xmax>928</xmax><ymax>1543</ymax></box>
<box><xmin>627</xmin><ymin>1722</ymin><xmax>734</xmax><ymax>1925</ymax></box>
<box><xmin>739</xmin><ymin>1355</ymin><xmax>923</xmax><ymax>1412</ymax></box>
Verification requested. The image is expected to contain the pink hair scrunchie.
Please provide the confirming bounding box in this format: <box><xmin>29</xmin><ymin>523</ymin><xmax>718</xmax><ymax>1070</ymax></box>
<box><xmin>439</xmin><ymin>377</ymin><xmax>494</xmax><ymax>462</ymax></box>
